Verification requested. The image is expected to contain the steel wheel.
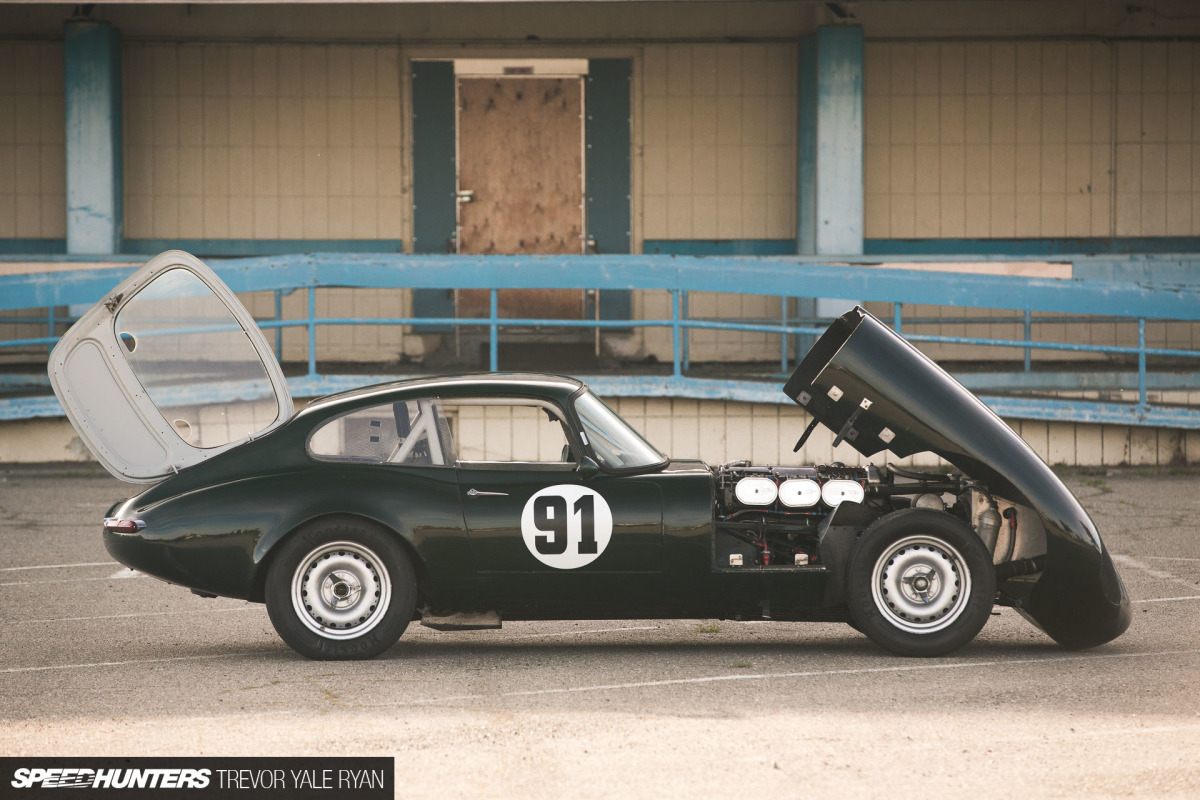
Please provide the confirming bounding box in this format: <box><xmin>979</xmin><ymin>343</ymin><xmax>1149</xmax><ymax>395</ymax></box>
<box><xmin>266</xmin><ymin>519</ymin><xmax>416</xmax><ymax>660</ymax></box>
<box><xmin>848</xmin><ymin>508</ymin><xmax>995</xmax><ymax>657</ymax></box>
<box><xmin>871</xmin><ymin>535</ymin><xmax>970</xmax><ymax>634</ymax></box>
<box><xmin>291</xmin><ymin>541</ymin><xmax>392</xmax><ymax>639</ymax></box>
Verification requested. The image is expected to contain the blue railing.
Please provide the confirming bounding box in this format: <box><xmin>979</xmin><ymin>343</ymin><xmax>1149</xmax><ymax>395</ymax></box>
<box><xmin>2</xmin><ymin>253</ymin><xmax>1199</xmax><ymax>428</ymax></box>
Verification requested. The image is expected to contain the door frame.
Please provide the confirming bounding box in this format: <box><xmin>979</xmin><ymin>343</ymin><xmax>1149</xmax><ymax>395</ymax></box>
<box><xmin>453</xmin><ymin>59</ymin><xmax>590</xmax><ymax>257</ymax></box>
<box><xmin>402</xmin><ymin>45</ymin><xmax>642</xmax><ymax>255</ymax></box>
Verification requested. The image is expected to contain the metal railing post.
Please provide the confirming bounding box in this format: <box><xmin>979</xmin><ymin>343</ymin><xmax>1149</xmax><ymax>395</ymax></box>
<box><xmin>306</xmin><ymin>286</ymin><xmax>317</xmax><ymax>378</ymax></box>
<box><xmin>1023</xmin><ymin>310</ymin><xmax>1032</xmax><ymax>372</ymax></box>
<box><xmin>47</xmin><ymin>305</ymin><xmax>56</xmax><ymax>354</ymax></box>
<box><xmin>672</xmin><ymin>289</ymin><xmax>682</xmax><ymax>377</ymax></box>
<box><xmin>681</xmin><ymin>291</ymin><xmax>690</xmax><ymax>372</ymax></box>
<box><xmin>781</xmin><ymin>296</ymin><xmax>789</xmax><ymax>372</ymax></box>
<box><xmin>1138</xmin><ymin>317</ymin><xmax>1147</xmax><ymax>408</ymax></box>
<box><xmin>274</xmin><ymin>289</ymin><xmax>283</xmax><ymax>361</ymax></box>
<box><xmin>489</xmin><ymin>288</ymin><xmax>499</xmax><ymax>371</ymax></box>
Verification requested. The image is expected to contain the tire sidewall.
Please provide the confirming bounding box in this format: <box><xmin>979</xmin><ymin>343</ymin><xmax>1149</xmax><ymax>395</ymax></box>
<box><xmin>847</xmin><ymin>508</ymin><xmax>995</xmax><ymax>657</ymax></box>
<box><xmin>265</xmin><ymin>520</ymin><xmax>416</xmax><ymax>660</ymax></box>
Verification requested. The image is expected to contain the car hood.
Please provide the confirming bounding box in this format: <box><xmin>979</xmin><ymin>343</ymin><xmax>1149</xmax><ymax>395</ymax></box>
<box><xmin>784</xmin><ymin>306</ymin><xmax>1130</xmax><ymax>649</ymax></box>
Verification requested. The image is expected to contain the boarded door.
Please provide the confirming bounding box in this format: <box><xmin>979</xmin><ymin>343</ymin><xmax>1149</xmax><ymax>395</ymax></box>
<box><xmin>456</xmin><ymin>77</ymin><xmax>585</xmax><ymax>319</ymax></box>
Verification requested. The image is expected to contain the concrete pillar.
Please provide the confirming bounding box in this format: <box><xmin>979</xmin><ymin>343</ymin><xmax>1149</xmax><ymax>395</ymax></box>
<box><xmin>796</xmin><ymin>25</ymin><xmax>863</xmax><ymax>327</ymax></box>
<box><xmin>796</xmin><ymin>34</ymin><xmax>817</xmax><ymax>256</ymax></box>
<box><xmin>64</xmin><ymin>20</ymin><xmax>122</xmax><ymax>255</ymax></box>
<box><xmin>815</xmin><ymin>25</ymin><xmax>863</xmax><ymax>256</ymax></box>
<box><xmin>797</xmin><ymin>25</ymin><xmax>863</xmax><ymax>258</ymax></box>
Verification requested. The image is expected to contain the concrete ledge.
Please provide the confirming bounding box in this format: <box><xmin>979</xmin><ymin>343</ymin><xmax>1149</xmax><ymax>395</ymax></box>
<box><xmin>4</xmin><ymin>398</ymin><xmax>1196</xmax><ymax>468</ymax></box>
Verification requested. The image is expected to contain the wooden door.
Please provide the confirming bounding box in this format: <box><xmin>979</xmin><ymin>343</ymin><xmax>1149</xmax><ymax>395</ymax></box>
<box><xmin>456</xmin><ymin>77</ymin><xmax>585</xmax><ymax>319</ymax></box>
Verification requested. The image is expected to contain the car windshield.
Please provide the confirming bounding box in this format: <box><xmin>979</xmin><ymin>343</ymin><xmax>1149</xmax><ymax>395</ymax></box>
<box><xmin>573</xmin><ymin>391</ymin><xmax>666</xmax><ymax>470</ymax></box>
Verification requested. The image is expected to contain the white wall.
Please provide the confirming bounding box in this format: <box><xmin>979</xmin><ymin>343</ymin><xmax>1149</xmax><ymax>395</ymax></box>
<box><xmin>5</xmin><ymin>398</ymin><xmax>1198</xmax><ymax>468</ymax></box>
<box><xmin>0</xmin><ymin>41</ymin><xmax>64</xmax><ymax>241</ymax></box>
<box><xmin>865</xmin><ymin>40</ymin><xmax>1200</xmax><ymax>239</ymax></box>
<box><xmin>641</xmin><ymin>43</ymin><xmax>798</xmax><ymax>241</ymax></box>
<box><xmin>122</xmin><ymin>43</ymin><xmax>405</xmax><ymax>241</ymax></box>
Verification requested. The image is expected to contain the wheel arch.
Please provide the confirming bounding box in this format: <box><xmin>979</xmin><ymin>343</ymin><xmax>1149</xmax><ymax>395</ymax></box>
<box><xmin>249</xmin><ymin>511</ymin><xmax>432</xmax><ymax>608</ymax></box>
<box><xmin>846</xmin><ymin>506</ymin><xmax>996</xmax><ymax>656</ymax></box>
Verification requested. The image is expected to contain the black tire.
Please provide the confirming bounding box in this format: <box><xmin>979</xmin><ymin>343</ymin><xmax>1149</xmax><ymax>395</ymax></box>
<box><xmin>265</xmin><ymin>518</ymin><xmax>417</xmax><ymax>660</ymax></box>
<box><xmin>847</xmin><ymin>508</ymin><xmax>995</xmax><ymax>657</ymax></box>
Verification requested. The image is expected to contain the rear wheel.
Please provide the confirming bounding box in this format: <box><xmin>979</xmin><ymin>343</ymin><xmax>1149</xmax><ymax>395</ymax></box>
<box><xmin>265</xmin><ymin>519</ymin><xmax>416</xmax><ymax>660</ymax></box>
<box><xmin>847</xmin><ymin>509</ymin><xmax>994</xmax><ymax>657</ymax></box>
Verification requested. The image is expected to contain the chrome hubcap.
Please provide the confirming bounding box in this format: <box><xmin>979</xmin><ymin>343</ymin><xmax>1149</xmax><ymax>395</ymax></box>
<box><xmin>871</xmin><ymin>535</ymin><xmax>971</xmax><ymax>634</ymax></box>
<box><xmin>292</xmin><ymin>541</ymin><xmax>391</xmax><ymax>640</ymax></box>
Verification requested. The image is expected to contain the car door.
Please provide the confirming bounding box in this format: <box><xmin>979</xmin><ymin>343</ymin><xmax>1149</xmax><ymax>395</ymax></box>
<box><xmin>47</xmin><ymin>250</ymin><xmax>293</xmax><ymax>483</ymax></box>
<box><xmin>446</xmin><ymin>398</ymin><xmax>664</xmax><ymax>614</ymax></box>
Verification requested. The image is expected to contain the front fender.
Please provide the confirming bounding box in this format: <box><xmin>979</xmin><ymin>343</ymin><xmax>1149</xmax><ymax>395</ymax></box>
<box><xmin>785</xmin><ymin>307</ymin><xmax>1131</xmax><ymax>648</ymax></box>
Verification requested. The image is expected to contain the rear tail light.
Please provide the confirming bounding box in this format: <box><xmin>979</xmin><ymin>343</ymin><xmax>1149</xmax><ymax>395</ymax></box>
<box><xmin>103</xmin><ymin>518</ymin><xmax>146</xmax><ymax>533</ymax></box>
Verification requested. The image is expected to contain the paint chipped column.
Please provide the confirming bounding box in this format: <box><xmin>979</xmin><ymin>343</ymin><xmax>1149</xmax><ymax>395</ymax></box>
<box><xmin>798</xmin><ymin>25</ymin><xmax>864</xmax><ymax>322</ymax></box>
<box><xmin>64</xmin><ymin>20</ymin><xmax>122</xmax><ymax>255</ymax></box>
<box><xmin>815</xmin><ymin>25</ymin><xmax>864</xmax><ymax>257</ymax></box>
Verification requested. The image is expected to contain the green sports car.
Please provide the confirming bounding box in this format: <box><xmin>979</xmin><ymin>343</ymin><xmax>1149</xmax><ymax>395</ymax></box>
<box><xmin>48</xmin><ymin>251</ymin><xmax>1131</xmax><ymax>660</ymax></box>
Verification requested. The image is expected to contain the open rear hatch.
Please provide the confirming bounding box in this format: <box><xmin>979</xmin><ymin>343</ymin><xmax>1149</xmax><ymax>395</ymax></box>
<box><xmin>48</xmin><ymin>250</ymin><xmax>294</xmax><ymax>484</ymax></box>
<box><xmin>784</xmin><ymin>306</ymin><xmax>1130</xmax><ymax>649</ymax></box>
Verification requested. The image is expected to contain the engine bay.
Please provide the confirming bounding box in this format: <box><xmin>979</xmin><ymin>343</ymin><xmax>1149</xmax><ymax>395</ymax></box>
<box><xmin>712</xmin><ymin>460</ymin><xmax>1045</xmax><ymax>577</ymax></box>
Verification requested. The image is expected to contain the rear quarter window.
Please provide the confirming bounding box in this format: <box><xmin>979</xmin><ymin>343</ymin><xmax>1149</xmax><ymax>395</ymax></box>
<box><xmin>308</xmin><ymin>398</ymin><xmax>453</xmax><ymax>466</ymax></box>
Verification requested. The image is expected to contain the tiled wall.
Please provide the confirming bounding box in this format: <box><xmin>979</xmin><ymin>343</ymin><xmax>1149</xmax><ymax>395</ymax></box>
<box><xmin>606</xmin><ymin>397</ymin><xmax>1200</xmax><ymax>468</ymax></box>
<box><xmin>12</xmin><ymin>38</ymin><xmax>1200</xmax><ymax>247</ymax></box>
<box><xmin>240</xmin><ymin>288</ymin><xmax>415</xmax><ymax>364</ymax></box>
<box><xmin>0</xmin><ymin>41</ymin><xmax>65</xmax><ymax>240</ymax></box>
<box><xmin>0</xmin><ymin>42</ymin><xmax>64</xmax><ymax>361</ymax></box>
<box><xmin>447</xmin><ymin>402</ymin><xmax>570</xmax><ymax>462</ymax></box>
<box><xmin>862</xmin><ymin>300</ymin><xmax>1198</xmax><ymax>365</ymax></box>
<box><xmin>0</xmin><ymin>306</ymin><xmax>57</xmax><ymax>366</ymax></box>
<box><xmin>1112</xmin><ymin>41</ymin><xmax>1200</xmax><ymax>235</ymax></box>
<box><xmin>641</xmin><ymin>43</ymin><xmax>798</xmax><ymax>241</ymax></box>
<box><xmin>122</xmin><ymin>43</ymin><xmax>404</xmax><ymax>240</ymax></box>
<box><xmin>7</xmin><ymin>398</ymin><xmax>1197</xmax><ymax>467</ymax></box>
<box><xmin>625</xmin><ymin>289</ymin><xmax>786</xmax><ymax>364</ymax></box>
<box><xmin>864</xmin><ymin>40</ymin><xmax>1200</xmax><ymax>239</ymax></box>
<box><xmin>602</xmin><ymin>42</ymin><xmax>801</xmax><ymax>365</ymax></box>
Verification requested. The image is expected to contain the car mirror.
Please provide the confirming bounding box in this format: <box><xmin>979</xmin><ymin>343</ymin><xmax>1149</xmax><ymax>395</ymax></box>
<box><xmin>577</xmin><ymin>455</ymin><xmax>600</xmax><ymax>479</ymax></box>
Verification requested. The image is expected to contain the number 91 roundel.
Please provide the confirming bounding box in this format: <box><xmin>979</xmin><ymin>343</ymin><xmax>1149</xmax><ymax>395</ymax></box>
<box><xmin>521</xmin><ymin>485</ymin><xmax>614</xmax><ymax>569</ymax></box>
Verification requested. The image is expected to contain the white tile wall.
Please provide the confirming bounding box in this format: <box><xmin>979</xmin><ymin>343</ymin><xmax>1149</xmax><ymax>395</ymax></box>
<box><xmin>624</xmin><ymin>288</ymin><xmax>788</xmax><ymax>364</ymax></box>
<box><xmin>443</xmin><ymin>401</ymin><xmax>570</xmax><ymax>462</ymax></box>
<box><xmin>866</xmin><ymin>40</ymin><xmax>1200</xmax><ymax>239</ymax></box>
<box><xmin>0</xmin><ymin>41</ymin><xmax>65</xmax><ymax>240</ymax></box>
<box><xmin>239</xmin><ymin>287</ymin><xmax>413</xmax><ymax>364</ymax></box>
<box><xmin>642</xmin><ymin>43</ymin><xmax>797</xmax><ymax>241</ymax></box>
<box><xmin>2</xmin><ymin>399</ymin><xmax>1196</xmax><ymax>468</ymax></box>
<box><xmin>122</xmin><ymin>43</ymin><xmax>404</xmax><ymax>240</ymax></box>
<box><xmin>608</xmin><ymin>397</ymin><xmax>1200</xmax><ymax>468</ymax></box>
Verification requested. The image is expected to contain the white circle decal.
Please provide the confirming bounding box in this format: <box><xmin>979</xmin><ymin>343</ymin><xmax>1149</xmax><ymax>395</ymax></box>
<box><xmin>520</xmin><ymin>485</ymin><xmax>613</xmax><ymax>569</ymax></box>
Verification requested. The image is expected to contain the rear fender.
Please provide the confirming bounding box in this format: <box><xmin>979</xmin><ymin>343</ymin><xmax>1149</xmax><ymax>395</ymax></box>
<box><xmin>248</xmin><ymin>512</ymin><xmax>433</xmax><ymax>609</ymax></box>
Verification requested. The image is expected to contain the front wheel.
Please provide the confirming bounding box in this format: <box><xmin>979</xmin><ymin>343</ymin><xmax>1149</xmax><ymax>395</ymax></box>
<box><xmin>847</xmin><ymin>509</ymin><xmax>995</xmax><ymax>657</ymax></box>
<box><xmin>265</xmin><ymin>519</ymin><xmax>417</xmax><ymax>660</ymax></box>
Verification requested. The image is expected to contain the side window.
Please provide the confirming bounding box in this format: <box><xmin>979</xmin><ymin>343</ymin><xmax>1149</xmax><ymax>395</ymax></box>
<box><xmin>308</xmin><ymin>398</ymin><xmax>453</xmax><ymax>466</ymax></box>
<box><xmin>439</xmin><ymin>400</ymin><xmax>571</xmax><ymax>463</ymax></box>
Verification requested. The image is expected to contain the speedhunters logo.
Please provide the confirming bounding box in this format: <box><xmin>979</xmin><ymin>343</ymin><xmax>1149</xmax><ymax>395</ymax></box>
<box><xmin>3</xmin><ymin>759</ymin><xmax>391</xmax><ymax>799</ymax></box>
<box><xmin>12</xmin><ymin>768</ymin><xmax>211</xmax><ymax>789</ymax></box>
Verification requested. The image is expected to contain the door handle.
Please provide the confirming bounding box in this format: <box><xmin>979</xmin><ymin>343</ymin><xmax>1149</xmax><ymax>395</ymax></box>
<box><xmin>467</xmin><ymin>488</ymin><xmax>508</xmax><ymax>497</ymax></box>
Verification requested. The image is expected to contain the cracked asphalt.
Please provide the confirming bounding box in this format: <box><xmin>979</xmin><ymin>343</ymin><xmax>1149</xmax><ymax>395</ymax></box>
<box><xmin>1</xmin><ymin>464</ymin><xmax>1199</xmax><ymax>799</ymax></box>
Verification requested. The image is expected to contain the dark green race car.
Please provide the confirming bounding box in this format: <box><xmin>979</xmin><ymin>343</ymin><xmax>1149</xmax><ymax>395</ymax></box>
<box><xmin>48</xmin><ymin>252</ymin><xmax>1131</xmax><ymax>660</ymax></box>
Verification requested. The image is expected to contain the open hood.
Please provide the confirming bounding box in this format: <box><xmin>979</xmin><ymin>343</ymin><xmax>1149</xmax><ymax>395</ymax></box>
<box><xmin>784</xmin><ymin>307</ymin><xmax>1130</xmax><ymax>649</ymax></box>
